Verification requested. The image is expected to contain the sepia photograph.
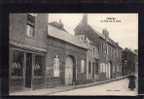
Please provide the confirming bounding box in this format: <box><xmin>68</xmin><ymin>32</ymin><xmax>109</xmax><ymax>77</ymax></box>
<box><xmin>9</xmin><ymin>13</ymin><xmax>138</xmax><ymax>96</ymax></box>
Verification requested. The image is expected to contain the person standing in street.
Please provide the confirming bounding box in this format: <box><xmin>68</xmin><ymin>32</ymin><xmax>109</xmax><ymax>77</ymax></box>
<box><xmin>128</xmin><ymin>73</ymin><xmax>136</xmax><ymax>91</ymax></box>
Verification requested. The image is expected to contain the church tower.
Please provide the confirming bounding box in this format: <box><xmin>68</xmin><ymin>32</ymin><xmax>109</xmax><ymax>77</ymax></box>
<box><xmin>74</xmin><ymin>14</ymin><xmax>88</xmax><ymax>35</ymax></box>
<box><xmin>81</xmin><ymin>14</ymin><xmax>88</xmax><ymax>25</ymax></box>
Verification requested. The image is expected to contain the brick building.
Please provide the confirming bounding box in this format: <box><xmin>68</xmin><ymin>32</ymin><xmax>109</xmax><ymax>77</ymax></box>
<box><xmin>74</xmin><ymin>14</ymin><xmax>123</xmax><ymax>82</ymax></box>
<box><xmin>45</xmin><ymin>21</ymin><xmax>88</xmax><ymax>87</ymax></box>
<box><xmin>9</xmin><ymin>13</ymin><xmax>88</xmax><ymax>92</ymax></box>
<box><xmin>9</xmin><ymin>13</ymin><xmax>48</xmax><ymax>92</ymax></box>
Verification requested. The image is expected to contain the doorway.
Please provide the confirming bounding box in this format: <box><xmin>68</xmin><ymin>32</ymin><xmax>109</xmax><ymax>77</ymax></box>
<box><xmin>107</xmin><ymin>62</ymin><xmax>112</xmax><ymax>79</ymax></box>
<box><xmin>65</xmin><ymin>56</ymin><xmax>74</xmax><ymax>85</ymax></box>
<box><xmin>25</xmin><ymin>53</ymin><xmax>32</xmax><ymax>88</ymax></box>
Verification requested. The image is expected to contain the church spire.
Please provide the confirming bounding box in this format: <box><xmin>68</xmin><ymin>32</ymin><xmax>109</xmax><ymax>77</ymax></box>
<box><xmin>81</xmin><ymin>14</ymin><xmax>88</xmax><ymax>25</ymax></box>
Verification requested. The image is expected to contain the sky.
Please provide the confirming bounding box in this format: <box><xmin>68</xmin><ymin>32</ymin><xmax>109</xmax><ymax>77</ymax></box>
<box><xmin>49</xmin><ymin>13</ymin><xmax>138</xmax><ymax>50</ymax></box>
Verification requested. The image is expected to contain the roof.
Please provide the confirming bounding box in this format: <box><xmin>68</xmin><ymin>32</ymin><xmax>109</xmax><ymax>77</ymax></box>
<box><xmin>75</xmin><ymin>23</ymin><xmax>121</xmax><ymax>48</ymax></box>
<box><xmin>89</xmin><ymin>26</ymin><xmax>123</xmax><ymax>48</ymax></box>
<box><xmin>48</xmin><ymin>24</ymin><xmax>88</xmax><ymax>49</ymax></box>
<box><xmin>88</xmin><ymin>24</ymin><xmax>105</xmax><ymax>39</ymax></box>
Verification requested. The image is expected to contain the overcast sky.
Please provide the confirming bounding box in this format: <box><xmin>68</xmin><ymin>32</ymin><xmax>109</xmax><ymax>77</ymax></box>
<box><xmin>49</xmin><ymin>13</ymin><xmax>138</xmax><ymax>50</ymax></box>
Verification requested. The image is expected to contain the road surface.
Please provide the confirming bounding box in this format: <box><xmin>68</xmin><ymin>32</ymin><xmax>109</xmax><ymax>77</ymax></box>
<box><xmin>51</xmin><ymin>78</ymin><xmax>137</xmax><ymax>96</ymax></box>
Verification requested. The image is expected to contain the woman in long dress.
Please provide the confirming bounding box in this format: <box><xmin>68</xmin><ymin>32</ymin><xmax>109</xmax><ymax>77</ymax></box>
<box><xmin>128</xmin><ymin>74</ymin><xmax>136</xmax><ymax>91</ymax></box>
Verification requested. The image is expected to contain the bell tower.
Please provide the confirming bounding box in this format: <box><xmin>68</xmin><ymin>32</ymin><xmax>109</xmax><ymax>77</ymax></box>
<box><xmin>74</xmin><ymin>14</ymin><xmax>88</xmax><ymax>35</ymax></box>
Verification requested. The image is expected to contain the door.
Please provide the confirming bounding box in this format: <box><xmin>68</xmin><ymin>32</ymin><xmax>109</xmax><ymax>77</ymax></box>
<box><xmin>65</xmin><ymin>56</ymin><xmax>73</xmax><ymax>85</ymax></box>
<box><xmin>92</xmin><ymin>62</ymin><xmax>95</xmax><ymax>79</ymax></box>
<box><xmin>107</xmin><ymin>62</ymin><xmax>111</xmax><ymax>79</ymax></box>
<box><xmin>25</xmin><ymin>53</ymin><xmax>32</xmax><ymax>88</ymax></box>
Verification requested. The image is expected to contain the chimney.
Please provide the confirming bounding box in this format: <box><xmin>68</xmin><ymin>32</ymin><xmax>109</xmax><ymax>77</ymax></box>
<box><xmin>102</xmin><ymin>28</ymin><xmax>109</xmax><ymax>38</ymax></box>
<box><xmin>58</xmin><ymin>19</ymin><xmax>64</xmax><ymax>29</ymax></box>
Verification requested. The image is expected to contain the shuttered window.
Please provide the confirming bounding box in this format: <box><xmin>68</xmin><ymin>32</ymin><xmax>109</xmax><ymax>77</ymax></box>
<box><xmin>53</xmin><ymin>55</ymin><xmax>60</xmax><ymax>77</ymax></box>
<box><xmin>81</xmin><ymin>60</ymin><xmax>85</xmax><ymax>73</ymax></box>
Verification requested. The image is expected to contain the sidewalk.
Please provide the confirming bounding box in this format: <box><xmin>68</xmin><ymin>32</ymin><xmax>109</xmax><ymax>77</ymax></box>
<box><xmin>10</xmin><ymin>75</ymin><xmax>129</xmax><ymax>96</ymax></box>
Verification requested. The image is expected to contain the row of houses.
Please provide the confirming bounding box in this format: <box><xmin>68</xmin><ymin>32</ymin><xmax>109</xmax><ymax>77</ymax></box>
<box><xmin>9</xmin><ymin>13</ymin><xmax>137</xmax><ymax>92</ymax></box>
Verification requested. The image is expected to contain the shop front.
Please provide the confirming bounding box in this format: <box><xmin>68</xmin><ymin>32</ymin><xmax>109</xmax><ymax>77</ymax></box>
<box><xmin>9</xmin><ymin>46</ymin><xmax>46</xmax><ymax>92</ymax></box>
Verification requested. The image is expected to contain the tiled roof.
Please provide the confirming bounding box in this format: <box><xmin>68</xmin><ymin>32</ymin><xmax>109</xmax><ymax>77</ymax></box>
<box><xmin>88</xmin><ymin>24</ymin><xmax>105</xmax><ymax>39</ymax></box>
<box><xmin>75</xmin><ymin>23</ymin><xmax>121</xmax><ymax>48</ymax></box>
<box><xmin>89</xmin><ymin>26</ymin><xmax>122</xmax><ymax>48</ymax></box>
<box><xmin>48</xmin><ymin>24</ymin><xmax>88</xmax><ymax>49</ymax></box>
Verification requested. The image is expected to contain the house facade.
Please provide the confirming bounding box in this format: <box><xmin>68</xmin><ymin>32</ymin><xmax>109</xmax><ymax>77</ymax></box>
<box><xmin>9</xmin><ymin>13</ymin><xmax>88</xmax><ymax>92</ymax></box>
<box><xmin>74</xmin><ymin>14</ymin><xmax>123</xmax><ymax>82</ymax></box>
<box><xmin>9</xmin><ymin>13</ymin><xmax>48</xmax><ymax>92</ymax></box>
<box><xmin>45</xmin><ymin>22</ymin><xmax>88</xmax><ymax>88</ymax></box>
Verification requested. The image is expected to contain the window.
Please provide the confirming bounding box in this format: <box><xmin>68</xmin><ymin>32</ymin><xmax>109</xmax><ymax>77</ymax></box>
<box><xmin>26</xmin><ymin>14</ymin><xmax>35</xmax><ymax>37</ymax></box>
<box><xmin>103</xmin><ymin>64</ymin><xmax>106</xmax><ymax>73</ymax></box>
<box><xmin>82</xmin><ymin>35</ymin><xmax>86</xmax><ymax>40</ymax></box>
<box><xmin>34</xmin><ymin>55</ymin><xmax>43</xmax><ymax>76</ymax></box>
<box><xmin>95</xmin><ymin>62</ymin><xmax>99</xmax><ymax>73</ymax></box>
<box><xmin>81</xmin><ymin>60</ymin><xmax>85</xmax><ymax>73</ymax></box>
<box><xmin>93</xmin><ymin>62</ymin><xmax>95</xmax><ymax>71</ymax></box>
<box><xmin>89</xmin><ymin>62</ymin><xmax>91</xmax><ymax>74</ymax></box>
<box><xmin>116</xmin><ymin>66</ymin><xmax>120</xmax><ymax>72</ymax></box>
<box><xmin>93</xmin><ymin>48</ymin><xmax>95</xmax><ymax>56</ymax></box>
<box><xmin>101</xmin><ymin>43</ymin><xmax>103</xmax><ymax>52</ymax></box>
<box><xmin>86</xmin><ymin>37</ymin><xmax>90</xmax><ymax>44</ymax></box>
<box><xmin>100</xmin><ymin>63</ymin><xmax>103</xmax><ymax>73</ymax></box>
<box><xmin>112</xmin><ymin>66</ymin><xmax>115</xmax><ymax>73</ymax></box>
<box><xmin>117</xmin><ymin>50</ymin><xmax>119</xmax><ymax>58</ymax></box>
<box><xmin>53</xmin><ymin>55</ymin><xmax>60</xmax><ymax>77</ymax></box>
<box><xmin>11</xmin><ymin>50</ymin><xmax>24</xmax><ymax>77</ymax></box>
<box><xmin>26</xmin><ymin>24</ymin><xmax>34</xmax><ymax>37</ymax></box>
<box><xmin>110</xmin><ymin>47</ymin><xmax>112</xmax><ymax>57</ymax></box>
<box><xmin>107</xmin><ymin>45</ymin><xmax>109</xmax><ymax>55</ymax></box>
<box><xmin>91</xmin><ymin>49</ymin><xmax>93</xmax><ymax>56</ymax></box>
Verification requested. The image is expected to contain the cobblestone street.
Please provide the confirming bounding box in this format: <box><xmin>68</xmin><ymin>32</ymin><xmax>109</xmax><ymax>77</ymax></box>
<box><xmin>51</xmin><ymin>78</ymin><xmax>137</xmax><ymax>96</ymax></box>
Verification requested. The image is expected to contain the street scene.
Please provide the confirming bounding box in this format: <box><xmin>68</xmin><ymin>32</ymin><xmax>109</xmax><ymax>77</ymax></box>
<box><xmin>9</xmin><ymin>13</ymin><xmax>138</xmax><ymax>96</ymax></box>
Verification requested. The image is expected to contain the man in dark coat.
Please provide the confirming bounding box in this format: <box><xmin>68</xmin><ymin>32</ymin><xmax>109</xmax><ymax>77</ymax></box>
<box><xmin>128</xmin><ymin>74</ymin><xmax>136</xmax><ymax>90</ymax></box>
